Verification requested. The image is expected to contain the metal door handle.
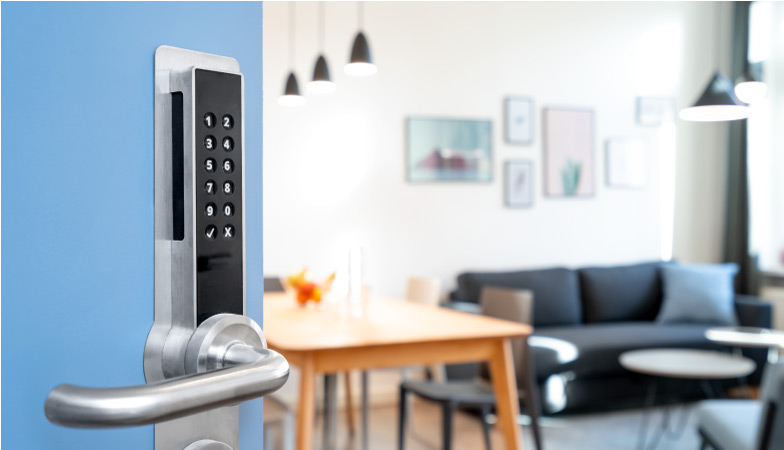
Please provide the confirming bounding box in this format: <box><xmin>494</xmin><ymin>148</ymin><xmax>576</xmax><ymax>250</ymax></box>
<box><xmin>45</xmin><ymin>344</ymin><xmax>288</xmax><ymax>429</ymax></box>
<box><xmin>45</xmin><ymin>314</ymin><xmax>289</xmax><ymax>429</ymax></box>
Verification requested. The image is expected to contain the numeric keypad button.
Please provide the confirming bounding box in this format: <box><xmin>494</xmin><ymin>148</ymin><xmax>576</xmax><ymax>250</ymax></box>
<box><xmin>204</xmin><ymin>135</ymin><xmax>216</xmax><ymax>151</ymax></box>
<box><xmin>222</xmin><ymin>114</ymin><xmax>234</xmax><ymax>130</ymax></box>
<box><xmin>223</xmin><ymin>203</ymin><xmax>234</xmax><ymax>217</ymax></box>
<box><xmin>205</xmin><ymin>203</ymin><xmax>217</xmax><ymax>217</ymax></box>
<box><xmin>205</xmin><ymin>225</ymin><xmax>217</xmax><ymax>240</ymax></box>
<box><xmin>222</xmin><ymin>137</ymin><xmax>234</xmax><ymax>152</ymax></box>
<box><xmin>205</xmin><ymin>180</ymin><xmax>216</xmax><ymax>195</ymax></box>
<box><xmin>204</xmin><ymin>113</ymin><xmax>216</xmax><ymax>128</ymax></box>
<box><xmin>204</xmin><ymin>158</ymin><xmax>216</xmax><ymax>173</ymax></box>
<box><xmin>223</xmin><ymin>224</ymin><xmax>235</xmax><ymax>239</ymax></box>
<box><xmin>223</xmin><ymin>159</ymin><xmax>234</xmax><ymax>173</ymax></box>
<box><xmin>223</xmin><ymin>181</ymin><xmax>234</xmax><ymax>195</ymax></box>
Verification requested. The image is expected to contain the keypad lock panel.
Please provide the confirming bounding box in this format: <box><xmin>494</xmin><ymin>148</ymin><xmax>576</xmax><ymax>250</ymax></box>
<box><xmin>150</xmin><ymin>46</ymin><xmax>251</xmax><ymax>450</ymax></box>
<box><xmin>193</xmin><ymin>69</ymin><xmax>243</xmax><ymax>324</ymax></box>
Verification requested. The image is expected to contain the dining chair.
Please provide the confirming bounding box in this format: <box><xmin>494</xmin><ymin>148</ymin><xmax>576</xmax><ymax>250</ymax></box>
<box><xmin>398</xmin><ymin>286</ymin><xmax>543</xmax><ymax>450</ymax></box>
<box><xmin>698</xmin><ymin>360</ymin><xmax>784</xmax><ymax>450</ymax></box>
<box><xmin>345</xmin><ymin>277</ymin><xmax>444</xmax><ymax>436</ymax></box>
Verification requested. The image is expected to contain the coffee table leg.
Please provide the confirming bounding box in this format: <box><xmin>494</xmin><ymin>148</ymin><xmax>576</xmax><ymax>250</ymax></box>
<box><xmin>636</xmin><ymin>377</ymin><xmax>658</xmax><ymax>450</ymax></box>
<box><xmin>489</xmin><ymin>338</ymin><xmax>523</xmax><ymax>450</ymax></box>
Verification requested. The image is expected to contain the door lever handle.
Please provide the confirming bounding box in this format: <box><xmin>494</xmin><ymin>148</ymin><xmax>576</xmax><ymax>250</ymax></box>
<box><xmin>45</xmin><ymin>344</ymin><xmax>288</xmax><ymax>429</ymax></box>
<box><xmin>45</xmin><ymin>315</ymin><xmax>289</xmax><ymax>429</ymax></box>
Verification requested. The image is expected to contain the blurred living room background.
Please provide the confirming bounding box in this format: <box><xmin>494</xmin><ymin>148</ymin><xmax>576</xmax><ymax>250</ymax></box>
<box><xmin>260</xmin><ymin>2</ymin><xmax>784</xmax><ymax>449</ymax></box>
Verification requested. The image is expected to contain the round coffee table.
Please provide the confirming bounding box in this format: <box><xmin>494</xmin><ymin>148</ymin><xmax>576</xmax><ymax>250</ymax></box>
<box><xmin>706</xmin><ymin>326</ymin><xmax>784</xmax><ymax>362</ymax></box>
<box><xmin>620</xmin><ymin>349</ymin><xmax>756</xmax><ymax>450</ymax></box>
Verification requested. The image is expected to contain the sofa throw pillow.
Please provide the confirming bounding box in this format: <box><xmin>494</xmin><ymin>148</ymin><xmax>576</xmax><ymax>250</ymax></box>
<box><xmin>656</xmin><ymin>263</ymin><xmax>738</xmax><ymax>325</ymax></box>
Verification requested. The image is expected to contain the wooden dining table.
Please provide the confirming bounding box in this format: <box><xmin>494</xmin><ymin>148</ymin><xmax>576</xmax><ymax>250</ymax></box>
<box><xmin>263</xmin><ymin>292</ymin><xmax>531</xmax><ymax>450</ymax></box>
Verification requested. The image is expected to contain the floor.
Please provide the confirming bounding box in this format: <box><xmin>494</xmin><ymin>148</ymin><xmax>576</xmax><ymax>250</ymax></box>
<box><xmin>307</xmin><ymin>399</ymin><xmax>703</xmax><ymax>450</ymax></box>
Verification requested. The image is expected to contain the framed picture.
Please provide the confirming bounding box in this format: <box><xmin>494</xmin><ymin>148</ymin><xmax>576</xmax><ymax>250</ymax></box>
<box><xmin>504</xmin><ymin>97</ymin><xmax>534</xmax><ymax>145</ymax></box>
<box><xmin>543</xmin><ymin>108</ymin><xmax>595</xmax><ymax>197</ymax></box>
<box><xmin>505</xmin><ymin>161</ymin><xmax>534</xmax><ymax>208</ymax></box>
<box><xmin>406</xmin><ymin>117</ymin><xmax>492</xmax><ymax>183</ymax></box>
<box><xmin>605</xmin><ymin>138</ymin><xmax>647</xmax><ymax>189</ymax></box>
<box><xmin>636</xmin><ymin>97</ymin><xmax>675</xmax><ymax>126</ymax></box>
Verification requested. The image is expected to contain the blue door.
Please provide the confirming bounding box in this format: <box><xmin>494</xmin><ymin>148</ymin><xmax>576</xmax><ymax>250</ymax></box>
<box><xmin>1</xmin><ymin>3</ymin><xmax>264</xmax><ymax>448</ymax></box>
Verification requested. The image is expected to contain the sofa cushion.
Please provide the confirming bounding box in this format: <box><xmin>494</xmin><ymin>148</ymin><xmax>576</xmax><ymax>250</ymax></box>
<box><xmin>454</xmin><ymin>268</ymin><xmax>581</xmax><ymax>326</ymax></box>
<box><xmin>578</xmin><ymin>261</ymin><xmax>666</xmax><ymax>323</ymax></box>
<box><xmin>531</xmin><ymin>322</ymin><xmax>720</xmax><ymax>380</ymax></box>
<box><xmin>657</xmin><ymin>263</ymin><xmax>739</xmax><ymax>326</ymax></box>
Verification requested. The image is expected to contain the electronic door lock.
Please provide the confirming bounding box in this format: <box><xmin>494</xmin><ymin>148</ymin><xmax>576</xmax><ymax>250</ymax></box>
<box><xmin>43</xmin><ymin>46</ymin><xmax>287</xmax><ymax>450</ymax></box>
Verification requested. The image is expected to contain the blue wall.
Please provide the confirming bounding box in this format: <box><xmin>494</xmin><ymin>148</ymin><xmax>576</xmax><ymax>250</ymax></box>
<box><xmin>1</xmin><ymin>2</ymin><xmax>264</xmax><ymax>448</ymax></box>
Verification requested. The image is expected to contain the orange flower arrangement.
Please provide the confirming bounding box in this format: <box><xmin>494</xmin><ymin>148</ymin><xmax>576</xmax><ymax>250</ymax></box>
<box><xmin>286</xmin><ymin>268</ymin><xmax>336</xmax><ymax>306</ymax></box>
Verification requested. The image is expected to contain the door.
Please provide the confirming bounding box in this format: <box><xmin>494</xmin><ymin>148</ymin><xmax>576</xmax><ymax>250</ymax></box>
<box><xmin>1</xmin><ymin>3</ymin><xmax>265</xmax><ymax>449</ymax></box>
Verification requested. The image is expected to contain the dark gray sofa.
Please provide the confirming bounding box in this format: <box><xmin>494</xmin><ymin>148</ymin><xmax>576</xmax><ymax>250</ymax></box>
<box><xmin>447</xmin><ymin>261</ymin><xmax>772</xmax><ymax>413</ymax></box>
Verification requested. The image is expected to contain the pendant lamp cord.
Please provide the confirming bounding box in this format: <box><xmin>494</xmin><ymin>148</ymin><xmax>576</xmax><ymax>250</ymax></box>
<box><xmin>715</xmin><ymin>2</ymin><xmax>721</xmax><ymax>71</ymax></box>
<box><xmin>319</xmin><ymin>2</ymin><xmax>325</xmax><ymax>53</ymax></box>
<box><xmin>289</xmin><ymin>2</ymin><xmax>296</xmax><ymax>71</ymax></box>
<box><xmin>358</xmin><ymin>1</ymin><xmax>364</xmax><ymax>31</ymax></box>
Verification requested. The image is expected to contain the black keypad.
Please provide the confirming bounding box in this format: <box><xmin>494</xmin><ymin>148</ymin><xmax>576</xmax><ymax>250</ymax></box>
<box><xmin>195</xmin><ymin>69</ymin><xmax>243</xmax><ymax>325</ymax></box>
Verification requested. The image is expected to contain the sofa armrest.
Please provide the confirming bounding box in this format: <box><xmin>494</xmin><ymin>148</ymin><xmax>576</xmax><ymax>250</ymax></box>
<box><xmin>734</xmin><ymin>294</ymin><xmax>772</xmax><ymax>328</ymax></box>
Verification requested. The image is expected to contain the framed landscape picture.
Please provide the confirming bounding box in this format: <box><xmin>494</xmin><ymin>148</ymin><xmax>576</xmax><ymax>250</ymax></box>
<box><xmin>406</xmin><ymin>117</ymin><xmax>492</xmax><ymax>183</ymax></box>
<box><xmin>504</xmin><ymin>161</ymin><xmax>534</xmax><ymax>208</ymax></box>
<box><xmin>543</xmin><ymin>108</ymin><xmax>595</xmax><ymax>197</ymax></box>
<box><xmin>504</xmin><ymin>97</ymin><xmax>534</xmax><ymax>145</ymax></box>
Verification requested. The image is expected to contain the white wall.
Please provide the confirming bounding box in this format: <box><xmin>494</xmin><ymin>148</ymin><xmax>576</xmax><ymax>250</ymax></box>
<box><xmin>263</xmin><ymin>1</ymin><xmax>730</xmax><ymax>299</ymax></box>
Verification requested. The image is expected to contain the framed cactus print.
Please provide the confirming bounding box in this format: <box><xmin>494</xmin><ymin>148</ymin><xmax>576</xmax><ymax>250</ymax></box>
<box><xmin>543</xmin><ymin>108</ymin><xmax>595</xmax><ymax>197</ymax></box>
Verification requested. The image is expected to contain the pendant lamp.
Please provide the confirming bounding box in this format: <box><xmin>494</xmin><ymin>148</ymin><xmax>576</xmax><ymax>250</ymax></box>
<box><xmin>308</xmin><ymin>3</ymin><xmax>337</xmax><ymax>94</ymax></box>
<box><xmin>345</xmin><ymin>2</ymin><xmax>377</xmax><ymax>76</ymax></box>
<box><xmin>679</xmin><ymin>72</ymin><xmax>750</xmax><ymax>121</ymax></box>
<box><xmin>680</xmin><ymin>3</ymin><xmax>749</xmax><ymax>122</ymax></box>
<box><xmin>279</xmin><ymin>3</ymin><xmax>306</xmax><ymax>107</ymax></box>
<box><xmin>734</xmin><ymin>71</ymin><xmax>767</xmax><ymax>104</ymax></box>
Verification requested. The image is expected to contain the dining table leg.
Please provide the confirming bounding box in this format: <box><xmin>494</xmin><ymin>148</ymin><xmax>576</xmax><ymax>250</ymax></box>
<box><xmin>489</xmin><ymin>338</ymin><xmax>523</xmax><ymax>450</ymax></box>
<box><xmin>297</xmin><ymin>353</ymin><xmax>316</xmax><ymax>450</ymax></box>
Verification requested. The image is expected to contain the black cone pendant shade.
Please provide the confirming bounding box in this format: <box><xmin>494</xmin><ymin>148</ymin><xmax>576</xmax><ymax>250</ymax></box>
<box><xmin>345</xmin><ymin>32</ymin><xmax>377</xmax><ymax>76</ymax></box>
<box><xmin>679</xmin><ymin>72</ymin><xmax>749</xmax><ymax>121</ymax></box>
<box><xmin>279</xmin><ymin>72</ymin><xmax>306</xmax><ymax>107</ymax></box>
<box><xmin>307</xmin><ymin>55</ymin><xmax>336</xmax><ymax>94</ymax></box>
